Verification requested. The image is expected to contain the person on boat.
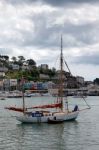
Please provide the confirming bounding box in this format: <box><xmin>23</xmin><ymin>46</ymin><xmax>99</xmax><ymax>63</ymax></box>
<box><xmin>73</xmin><ymin>105</ymin><xmax>79</xmax><ymax>112</ymax></box>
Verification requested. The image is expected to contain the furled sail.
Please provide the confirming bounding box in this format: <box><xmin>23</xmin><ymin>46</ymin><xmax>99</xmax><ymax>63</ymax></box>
<box><xmin>5</xmin><ymin>102</ymin><xmax>62</xmax><ymax>112</ymax></box>
<box><xmin>28</xmin><ymin>102</ymin><xmax>62</xmax><ymax>109</ymax></box>
<box><xmin>5</xmin><ymin>106</ymin><xmax>25</xmax><ymax>112</ymax></box>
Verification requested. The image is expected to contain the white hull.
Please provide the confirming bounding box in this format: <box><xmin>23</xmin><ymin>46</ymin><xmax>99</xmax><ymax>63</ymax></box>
<box><xmin>16</xmin><ymin>111</ymin><xmax>79</xmax><ymax>123</ymax></box>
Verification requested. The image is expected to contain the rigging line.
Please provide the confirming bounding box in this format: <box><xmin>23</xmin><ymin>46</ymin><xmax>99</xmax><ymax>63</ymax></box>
<box><xmin>53</xmin><ymin>54</ymin><xmax>60</xmax><ymax>70</ymax></box>
<box><xmin>64</xmin><ymin>58</ymin><xmax>72</xmax><ymax>76</ymax></box>
<box><xmin>82</xmin><ymin>96</ymin><xmax>91</xmax><ymax>109</ymax></box>
<box><xmin>63</xmin><ymin>57</ymin><xmax>91</xmax><ymax>110</ymax></box>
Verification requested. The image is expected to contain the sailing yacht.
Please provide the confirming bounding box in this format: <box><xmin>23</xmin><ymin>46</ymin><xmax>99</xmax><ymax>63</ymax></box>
<box><xmin>5</xmin><ymin>36</ymin><xmax>90</xmax><ymax>123</ymax></box>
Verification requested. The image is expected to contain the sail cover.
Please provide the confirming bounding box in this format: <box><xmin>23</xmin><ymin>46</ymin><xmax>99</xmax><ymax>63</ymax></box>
<box><xmin>5</xmin><ymin>106</ymin><xmax>25</xmax><ymax>112</ymax></box>
<box><xmin>28</xmin><ymin>103</ymin><xmax>62</xmax><ymax>109</ymax></box>
<box><xmin>5</xmin><ymin>102</ymin><xmax>62</xmax><ymax>112</ymax></box>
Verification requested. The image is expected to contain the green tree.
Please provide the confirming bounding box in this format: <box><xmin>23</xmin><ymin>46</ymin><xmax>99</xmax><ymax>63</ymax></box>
<box><xmin>27</xmin><ymin>59</ymin><xmax>36</xmax><ymax>66</ymax></box>
<box><xmin>18</xmin><ymin>56</ymin><xmax>25</xmax><ymax>67</ymax></box>
<box><xmin>94</xmin><ymin>78</ymin><xmax>99</xmax><ymax>85</ymax></box>
<box><xmin>11</xmin><ymin>56</ymin><xmax>17</xmax><ymax>63</ymax></box>
<box><xmin>0</xmin><ymin>55</ymin><xmax>9</xmax><ymax>67</ymax></box>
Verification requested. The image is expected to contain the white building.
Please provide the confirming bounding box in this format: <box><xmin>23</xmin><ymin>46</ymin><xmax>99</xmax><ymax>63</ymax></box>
<box><xmin>10</xmin><ymin>79</ymin><xmax>17</xmax><ymax>86</ymax></box>
<box><xmin>0</xmin><ymin>72</ymin><xmax>5</xmax><ymax>77</ymax></box>
<box><xmin>39</xmin><ymin>74</ymin><xmax>49</xmax><ymax>80</ymax></box>
<box><xmin>0</xmin><ymin>67</ymin><xmax>8</xmax><ymax>72</ymax></box>
<box><xmin>22</xmin><ymin>62</ymin><xmax>29</xmax><ymax>70</ymax></box>
<box><xmin>11</xmin><ymin>64</ymin><xmax>19</xmax><ymax>70</ymax></box>
<box><xmin>41</xmin><ymin>64</ymin><xmax>48</xmax><ymax>70</ymax></box>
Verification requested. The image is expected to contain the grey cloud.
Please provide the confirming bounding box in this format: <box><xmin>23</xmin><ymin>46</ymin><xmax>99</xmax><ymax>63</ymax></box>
<box><xmin>0</xmin><ymin>9</ymin><xmax>98</xmax><ymax>52</ymax></box>
<box><xmin>0</xmin><ymin>48</ymin><xmax>13</xmax><ymax>56</ymax></box>
<box><xmin>42</xmin><ymin>0</ymin><xmax>99</xmax><ymax>7</ymax></box>
<box><xmin>72</xmin><ymin>53</ymin><xmax>99</xmax><ymax>65</ymax></box>
<box><xmin>14</xmin><ymin>13</ymin><xmax>62</xmax><ymax>49</ymax></box>
<box><xmin>62</xmin><ymin>21</ymin><xmax>99</xmax><ymax>46</ymax></box>
<box><xmin>4</xmin><ymin>0</ymin><xmax>99</xmax><ymax>6</ymax></box>
<box><xmin>18</xmin><ymin>14</ymin><xmax>99</xmax><ymax>50</ymax></box>
<box><xmin>4</xmin><ymin>0</ymin><xmax>37</xmax><ymax>5</ymax></box>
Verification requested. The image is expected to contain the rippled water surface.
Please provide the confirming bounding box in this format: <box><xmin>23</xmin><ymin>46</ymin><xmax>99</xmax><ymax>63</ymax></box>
<box><xmin>0</xmin><ymin>96</ymin><xmax>99</xmax><ymax>150</ymax></box>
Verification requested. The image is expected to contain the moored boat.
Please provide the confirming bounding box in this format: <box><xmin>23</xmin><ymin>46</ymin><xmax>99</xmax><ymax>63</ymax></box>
<box><xmin>5</xmin><ymin>36</ymin><xmax>90</xmax><ymax>124</ymax></box>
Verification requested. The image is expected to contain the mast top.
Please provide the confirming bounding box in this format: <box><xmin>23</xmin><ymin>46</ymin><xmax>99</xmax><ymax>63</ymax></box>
<box><xmin>61</xmin><ymin>35</ymin><xmax>63</xmax><ymax>57</ymax></box>
<box><xmin>59</xmin><ymin>35</ymin><xmax>64</xmax><ymax>109</ymax></box>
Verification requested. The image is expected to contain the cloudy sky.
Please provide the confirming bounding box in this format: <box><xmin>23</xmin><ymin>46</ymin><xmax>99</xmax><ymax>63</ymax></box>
<box><xmin>0</xmin><ymin>0</ymin><xmax>99</xmax><ymax>81</ymax></box>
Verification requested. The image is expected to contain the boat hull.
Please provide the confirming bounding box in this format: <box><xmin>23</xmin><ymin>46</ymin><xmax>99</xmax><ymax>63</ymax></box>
<box><xmin>16</xmin><ymin>111</ymin><xmax>79</xmax><ymax>123</ymax></box>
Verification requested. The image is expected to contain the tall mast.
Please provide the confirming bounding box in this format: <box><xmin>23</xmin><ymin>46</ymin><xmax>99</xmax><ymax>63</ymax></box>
<box><xmin>22</xmin><ymin>76</ymin><xmax>25</xmax><ymax>113</ymax></box>
<box><xmin>59</xmin><ymin>35</ymin><xmax>63</xmax><ymax>109</ymax></box>
<box><xmin>22</xmin><ymin>88</ymin><xmax>25</xmax><ymax>113</ymax></box>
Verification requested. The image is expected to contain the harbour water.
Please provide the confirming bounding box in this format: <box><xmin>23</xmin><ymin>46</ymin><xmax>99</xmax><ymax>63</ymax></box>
<box><xmin>0</xmin><ymin>96</ymin><xmax>99</xmax><ymax>150</ymax></box>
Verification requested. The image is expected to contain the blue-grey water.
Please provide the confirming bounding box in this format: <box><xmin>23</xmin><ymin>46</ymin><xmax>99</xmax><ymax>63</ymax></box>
<box><xmin>0</xmin><ymin>96</ymin><xmax>99</xmax><ymax>150</ymax></box>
